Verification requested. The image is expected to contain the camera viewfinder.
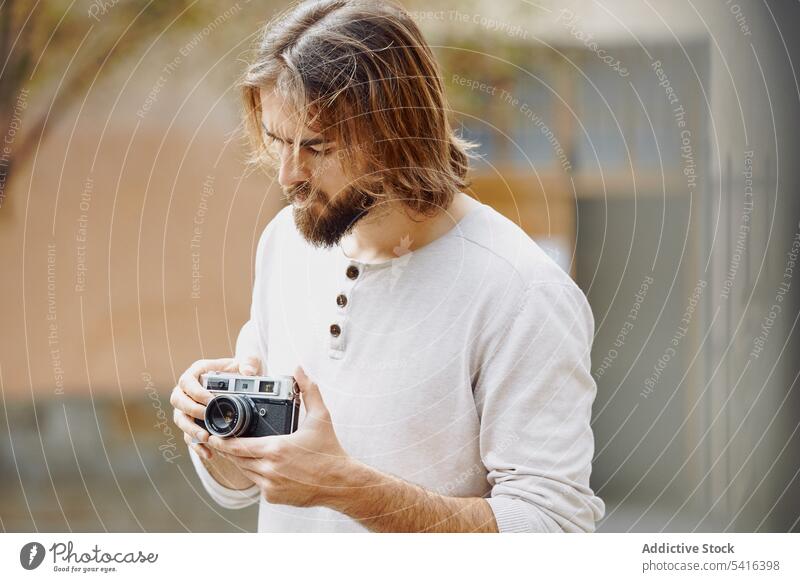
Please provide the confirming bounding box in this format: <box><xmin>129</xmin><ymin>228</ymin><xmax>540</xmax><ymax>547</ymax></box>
<box><xmin>235</xmin><ymin>378</ymin><xmax>256</xmax><ymax>392</ymax></box>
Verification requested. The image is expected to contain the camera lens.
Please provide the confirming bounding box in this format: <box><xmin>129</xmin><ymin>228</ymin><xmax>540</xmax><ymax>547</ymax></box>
<box><xmin>205</xmin><ymin>394</ymin><xmax>251</xmax><ymax>437</ymax></box>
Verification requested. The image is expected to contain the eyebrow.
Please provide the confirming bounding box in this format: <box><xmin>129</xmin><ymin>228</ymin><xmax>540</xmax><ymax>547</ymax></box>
<box><xmin>261</xmin><ymin>122</ymin><xmax>328</xmax><ymax>148</ymax></box>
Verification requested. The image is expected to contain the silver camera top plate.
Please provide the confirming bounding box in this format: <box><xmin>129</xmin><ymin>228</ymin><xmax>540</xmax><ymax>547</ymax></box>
<box><xmin>200</xmin><ymin>372</ymin><xmax>297</xmax><ymax>400</ymax></box>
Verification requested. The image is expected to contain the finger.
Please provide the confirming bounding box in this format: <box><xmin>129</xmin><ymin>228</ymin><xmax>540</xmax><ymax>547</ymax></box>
<box><xmin>239</xmin><ymin>467</ymin><xmax>264</xmax><ymax>487</ymax></box>
<box><xmin>184</xmin><ymin>432</ymin><xmax>213</xmax><ymax>459</ymax></box>
<box><xmin>182</xmin><ymin>358</ymin><xmax>241</xmax><ymax>405</ymax></box>
<box><xmin>188</xmin><ymin>357</ymin><xmax>240</xmax><ymax>377</ymax></box>
<box><xmin>222</xmin><ymin>435</ymin><xmax>286</xmax><ymax>462</ymax></box>
<box><xmin>294</xmin><ymin>366</ymin><xmax>328</xmax><ymax>418</ymax></box>
<box><xmin>239</xmin><ymin>355</ymin><xmax>262</xmax><ymax>376</ymax></box>
<box><xmin>179</xmin><ymin>370</ymin><xmax>213</xmax><ymax>406</ymax></box>
<box><xmin>228</xmin><ymin>455</ymin><xmax>265</xmax><ymax>472</ymax></box>
<box><xmin>171</xmin><ymin>386</ymin><xmax>206</xmax><ymax>420</ymax></box>
<box><xmin>206</xmin><ymin>435</ymin><xmax>266</xmax><ymax>457</ymax></box>
<box><xmin>174</xmin><ymin>408</ymin><xmax>209</xmax><ymax>443</ymax></box>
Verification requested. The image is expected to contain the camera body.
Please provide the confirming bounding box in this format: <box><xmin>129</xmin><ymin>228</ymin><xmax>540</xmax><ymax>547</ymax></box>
<box><xmin>195</xmin><ymin>372</ymin><xmax>300</xmax><ymax>438</ymax></box>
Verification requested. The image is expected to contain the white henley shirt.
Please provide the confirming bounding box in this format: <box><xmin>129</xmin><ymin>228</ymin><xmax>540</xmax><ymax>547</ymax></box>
<box><xmin>188</xmin><ymin>199</ymin><xmax>605</xmax><ymax>532</ymax></box>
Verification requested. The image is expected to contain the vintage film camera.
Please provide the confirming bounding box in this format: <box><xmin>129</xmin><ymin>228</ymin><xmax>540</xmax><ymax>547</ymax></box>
<box><xmin>195</xmin><ymin>372</ymin><xmax>300</xmax><ymax>438</ymax></box>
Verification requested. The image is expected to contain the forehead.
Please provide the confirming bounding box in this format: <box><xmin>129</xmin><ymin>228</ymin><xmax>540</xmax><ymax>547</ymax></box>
<box><xmin>259</xmin><ymin>87</ymin><xmax>321</xmax><ymax>141</ymax></box>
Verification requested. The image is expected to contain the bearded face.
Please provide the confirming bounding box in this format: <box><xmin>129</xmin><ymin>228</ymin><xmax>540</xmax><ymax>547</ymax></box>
<box><xmin>284</xmin><ymin>181</ymin><xmax>375</xmax><ymax>248</ymax></box>
<box><xmin>260</xmin><ymin>89</ymin><xmax>378</xmax><ymax>247</ymax></box>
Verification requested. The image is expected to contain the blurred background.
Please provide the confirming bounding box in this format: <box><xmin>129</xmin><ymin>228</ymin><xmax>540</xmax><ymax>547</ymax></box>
<box><xmin>1</xmin><ymin>0</ymin><xmax>799</xmax><ymax>532</ymax></box>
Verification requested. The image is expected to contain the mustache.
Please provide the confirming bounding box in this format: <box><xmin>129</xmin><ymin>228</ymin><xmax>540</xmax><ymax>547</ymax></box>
<box><xmin>283</xmin><ymin>183</ymin><xmax>377</xmax><ymax>213</ymax></box>
<box><xmin>283</xmin><ymin>182</ymin><xmax>318</xmax><ymax>206</ymax></box>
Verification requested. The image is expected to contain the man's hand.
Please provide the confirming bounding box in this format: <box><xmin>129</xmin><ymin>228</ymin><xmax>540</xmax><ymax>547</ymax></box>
<box><xmin>206</xmin><ymin>366</ymin><xmax>499</xmax><ymax>532</ymax></box>
<box><xmin>206</xmin><ymin>366</ymin><xmax>349</xmax><ymax>507</ymax></box>
<box><xmin>170</xmin><ymin>355</ymin><xmax>262</xmax><ymax>461</ymax></box>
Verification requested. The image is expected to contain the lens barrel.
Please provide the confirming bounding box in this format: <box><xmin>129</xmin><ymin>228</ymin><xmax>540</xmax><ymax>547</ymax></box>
<box><xmin>204</xmin><ymin>394</ymin><xmax>252</xmax><ymax>437</ymax></box>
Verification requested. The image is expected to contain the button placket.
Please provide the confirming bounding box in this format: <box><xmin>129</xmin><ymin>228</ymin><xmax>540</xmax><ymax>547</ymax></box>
<box><xmin>329</xmin><ymin>261</ymin><xmax>362</xmax><ymax>357</ymax></box>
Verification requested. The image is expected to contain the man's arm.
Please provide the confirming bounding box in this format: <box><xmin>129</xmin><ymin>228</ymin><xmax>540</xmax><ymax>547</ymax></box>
<box><xmin>195</xmin><ymin>447</ymin><xmax>255</xmax><ymax>491</ymax></box>
<box><xmin>184</xmin><ymin>207</ymin><xmax>281</xmax><ymax>507</ymax></box>
<box><xmin>472</xmin><ymin>281</ymin><xmax>606</xmax><ymax>532</ymax></box>
<box><xmin>171</xmin><ymin>357</ymin><xmax>261</xmax><ymax>509</ymax></box>
<box><xmin>320</xmin><ymin>458</ymin><xmax>498</xmax><ymax>532</ymax></box>
<box><xmin>207</xmin><ymin>366</ymin><xmax>499</xmax><ymax>532</ymax></box>
<box><xmin>189</xmin><ymin>448</ymin><xmax>260</xmax><ymax>509</ymax></box>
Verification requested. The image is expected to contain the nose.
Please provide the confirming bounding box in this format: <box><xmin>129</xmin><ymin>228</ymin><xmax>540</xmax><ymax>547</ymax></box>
<box><xmin>277</xmin><ymin>147</ymin><xmax>309</xmax><ymax>189</ymax></box>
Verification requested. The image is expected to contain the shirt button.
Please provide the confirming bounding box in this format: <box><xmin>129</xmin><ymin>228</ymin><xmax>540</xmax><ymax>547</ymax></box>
<box><xmin>336</xmin><ymin>294</ymin><xmax>348</xmax><ymax>308</ymax></box>
<box><xmin>329</xmin><ymin>323</ymin><xmax>341</xmax><ymax>337</ymax></box>
<box><xmin>346</xmin><ymin>265</ymin><xmax>360</xmax><ymax>279</ymax></box>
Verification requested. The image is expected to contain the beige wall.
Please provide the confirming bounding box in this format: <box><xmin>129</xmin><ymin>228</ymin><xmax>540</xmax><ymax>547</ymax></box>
<box><xmin>0</xmin><ymin>122</ymin><xmax>285</xmax><ymax>399</ymax></box>
<box><xmin>0</xmin><ymin>130</ymin><xmax>573</xmax><ymax>400</ymax></box>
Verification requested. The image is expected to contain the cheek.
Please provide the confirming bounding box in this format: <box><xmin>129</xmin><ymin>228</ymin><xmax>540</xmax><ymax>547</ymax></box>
<box><xmin>314</xmin><ymin>159</ymin><xmax>352</xmax><ymax>197</ymax></box>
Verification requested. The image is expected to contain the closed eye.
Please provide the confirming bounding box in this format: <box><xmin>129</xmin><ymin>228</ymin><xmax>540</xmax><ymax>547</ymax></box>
<box><xmin>264</xmin><ymin>132</ymin><xmax>280</xmax><ymax>147</ymax></box>
<box><xmin>262</xmin><ymin>125</ymin><xmax>333</xmax><ymax>157</ymax></box>
<box><xmin>304</xmin><ymin>144</ymin><xmax>332</xmax><ymax>156</ymax></box>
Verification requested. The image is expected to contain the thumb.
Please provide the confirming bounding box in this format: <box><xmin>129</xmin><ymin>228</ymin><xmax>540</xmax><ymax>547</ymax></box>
<box><xmin>239</xmin><ymin>355</ymin><xmax>262</xmax><ymax>376</ymax></box>
<box><xmin>294</xmin><ymin>366</ymin><xmax>328</xmax><ymax>420</ymax></box>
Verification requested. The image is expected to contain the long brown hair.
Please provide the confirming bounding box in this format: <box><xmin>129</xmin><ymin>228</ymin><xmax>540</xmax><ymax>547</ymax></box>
<box><xmin>240</xmin><ymin>0</ymin><xmax>475</xmax><ymax>217</ymax></box>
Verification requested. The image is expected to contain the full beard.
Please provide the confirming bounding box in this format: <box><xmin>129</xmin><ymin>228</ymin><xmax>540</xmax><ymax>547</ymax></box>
<box><xmin>284</xmin><ymin>182</ymin><xmax>374</xmax><ymax>248</ymax></box>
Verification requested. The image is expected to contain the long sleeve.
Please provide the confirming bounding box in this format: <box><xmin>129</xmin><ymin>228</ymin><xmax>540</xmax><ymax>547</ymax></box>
<box><xmin>188</xmin><ymin>212</ymin><xmax>281</xmax><ymax>510</ymax></box>
<box><xmin>233</xmin><ymin>212</ymin><xmax>278</xmax><ymax>368</ymax></box>
<box><xmin>188</xmin><ymin>447</ymin><xmax>261</xmax><ymax>509</ymax></box>
<box><xmin>234</xmin><ymin>318</ymin><xmax>262</xmax><ymax>365</ymax></box>
<box><xmin>187</xmin><ymin>312</ymin><xmax>265</xmax><ymax>509</ymax></box>
<box><xmin>475</xmin><ymin>281</ymin><xmax>605</xmax><ymax>532</ymax></box>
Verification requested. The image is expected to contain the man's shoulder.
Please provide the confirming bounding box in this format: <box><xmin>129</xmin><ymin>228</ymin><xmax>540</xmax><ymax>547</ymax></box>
<box><xmin>257</xmin><ymin>205</ymin><xmax>295</xmax><ymax>247</ymax></box>
<box><xmin>252</xmin><ymin>205</ymin><xmax>297</xmax><ymax>274</ymax></box>
<box><xmin>271</xmin><ymin>204</ymin><xmax>295</xmax><ymax>233</ymax></box>
<box><xmin>458</xmin><ymin>204</ymin><xmax>576</xmax><ymax>290</ymax></box>
<box><xmin>458</xmin><ymin>205</ymin><xmax>595</xmax><ymax>341</ymax></box>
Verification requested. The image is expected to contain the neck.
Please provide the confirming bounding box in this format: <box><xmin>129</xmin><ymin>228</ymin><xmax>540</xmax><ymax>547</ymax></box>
<box><xmin>339</xmin><ymin>192</ymin><xmax>478</xmax><ymax>263</ymax></box>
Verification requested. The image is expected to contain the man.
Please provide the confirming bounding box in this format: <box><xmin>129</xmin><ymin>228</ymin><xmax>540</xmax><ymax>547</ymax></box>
<box><xmin>170</xmin><ymin>0</ymin><xmax>605</xmax><ymax>532</ymax></box>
